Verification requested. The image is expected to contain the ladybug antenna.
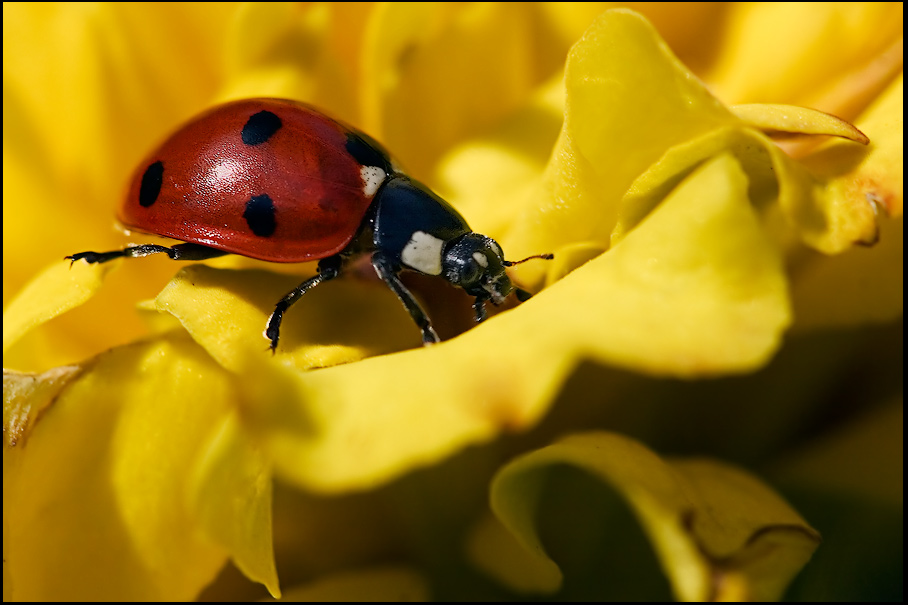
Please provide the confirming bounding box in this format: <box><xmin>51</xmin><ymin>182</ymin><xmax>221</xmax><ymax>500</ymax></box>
<box><xmin>503</xmin><ymin>253</ymin><xmax>554</xmax><ymax>267</ymax></box>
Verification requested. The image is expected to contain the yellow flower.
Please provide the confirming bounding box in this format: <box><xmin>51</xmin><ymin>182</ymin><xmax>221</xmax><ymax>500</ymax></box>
<box><xmin>3</xmin><ymin>4</ymin><xmax>902</xmax><ymax>601</ymax></box>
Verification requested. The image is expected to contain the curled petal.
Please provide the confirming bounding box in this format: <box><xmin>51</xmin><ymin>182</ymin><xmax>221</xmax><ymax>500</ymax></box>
<box><xmin>489</xmin><ymin>432</ymin><xmax>821</xmax><ymax>601</ymax></box>
<box><xmin>732</xmin><ymin>104</ymin><xmax>869</xmax><ymax>144</ymax></box>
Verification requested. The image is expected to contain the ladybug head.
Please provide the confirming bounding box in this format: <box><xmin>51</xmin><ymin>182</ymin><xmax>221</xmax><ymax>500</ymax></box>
<box><xmin>442</xmin><ymin>234</ymin><xmax>512</xmax><ymax>304</ymax></box>
<box><xmin>442</xmin><ymin>234</ymin><xmax>553</xmax><ymax>307</ymax></box>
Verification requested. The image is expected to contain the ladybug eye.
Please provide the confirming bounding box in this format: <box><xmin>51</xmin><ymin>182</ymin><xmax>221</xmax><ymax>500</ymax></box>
<box><xmin>462</xmin><ymin>258</ymin><xmax>483</xmax><ymax>285</ymax></box>
<box><xmin>442</xmin><ymin>250</ymin><xmax>482</xmax><ymax>288</ymax></box>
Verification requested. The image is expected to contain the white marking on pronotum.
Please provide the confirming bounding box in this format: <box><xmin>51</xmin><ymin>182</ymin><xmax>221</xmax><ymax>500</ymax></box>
<box><xmin>401</xmin><ymin>231</ymin><xmax>444</xmax><ymax>275</ymax></box>
<box><xmin>472</xmin><ymin>252</ymin><xmax>489</xmax><ymax>268</ymax></box>
<box><xmin>360</xmin><ymin>165</ymin><xmax>386</xmax><ymax>197</ymax></box>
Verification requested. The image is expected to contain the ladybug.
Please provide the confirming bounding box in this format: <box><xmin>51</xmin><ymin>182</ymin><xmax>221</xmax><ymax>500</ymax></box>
<box><xmin>67</xmin><ymin>99</ymin><xmax>552</xmax><ymax>351</ymax></box>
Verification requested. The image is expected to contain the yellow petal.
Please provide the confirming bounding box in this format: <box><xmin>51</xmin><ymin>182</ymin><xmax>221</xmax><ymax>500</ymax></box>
<box><xmin>709</xmin><ymin>3</ymin><xmax>903</xmax><ymax>117</ymax></box>
<box><xmin>240</xmin><ymin>340</ymin><xmax>570</xmax><ymax>491</ymax></box>
<box><xmin>490</xmin><ymin>432</ymin><xmax>821</xmax><ymax>601</ymax></box>
<box><xmin>507</xmin><ymin>9</ymin><xmax>737</xmax><ymax>283</ymax></box>
<box><xmin>219</xmin><ymin>3</ymin><xmax>360</xmax><ymax>118</ymax></box>
<box><xmin>361</xmin><ymin>3</ymin><xmax>541</xmax><ymax>179</ymax></box>
<box><xmin>613</xmin><ymin>104</ymin><xmax>885</xmax><ymax>260</ymax></box>
<box><xmin>799</xmin><ymin>74</ymin><xmax>903</xmax><ymax>225</ymax></box>
<box><xmin>435</xmin><ymin>75</ymin><xmax>565</xmax><ymax>240</ymax></box>
<box><xmin>732</xmin><ymin>104</ymin><xmax>869</xmax><ymax>144</ymax></box>
<box><xmin>3</xmin><ymin>337</ymin><xmax>237</xmax><ymax>600</ymax></box>
<box><xmin>612</xmin><ymin>127</ymin><xmax>782</xmax><ymax>247</ymax></box>
<box><xmin>516</xmin><ymin>153</ymin><xmax>787</xmax><ymax>376</ymax></box>
<box><xmin>465</xmin><ymin>510</ymin><xmax>563</xmax><ymax>594</ymax></box>
<box><xmin>3</xmin><ymin>260</ymin><xmax>114</xmax><ymax>355</ymax></box>
<box><xmin>189</xmin><ymin>412</ymin><xmax>280</xmax><ymax>598</ymax></box>
<box><xmin>232</xmin><ymin>154</ymin><xmax>788</xmax><ymax>494</ymax></box>
<box><xmin>765</xmin><ymin>76</ymin><xmax>901</xmax><ymax>256</ymax></box>
<box><xmin>808</xmin><ymin>74</ymin><xmax>904</xmax><ymax>220</ymax></box>
<box><xmin>2</xmin><ymin>366</ymin><xmax>81</xmax><ymax>448</ymax></box>
<box><xmin>153</xmin><ymin>265</ymin><xmax>417</xmax><ymax>373</ymax></box>
<box><xmin>789</xmin><ymin>76</ymin><xmax>903</xmax><ymax>329</ymax></box>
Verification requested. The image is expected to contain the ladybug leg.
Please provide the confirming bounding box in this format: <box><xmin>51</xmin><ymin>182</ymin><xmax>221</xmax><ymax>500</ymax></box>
<box><xmin>472</xmin><ymin>296</ymin><xmax>489</xmax><ymax>323</ymax></box>
<box><xmin>66</xmin><ymin>243</ymin><xmax>227</xmax><ymax>265</ymax></box>
<box><xmin>372</xmin><ymin>252</ymin><xmax>440</xmax><ymax>345</ymax></box>
<box><xmin>265</xmin><ymin>256</ymin><xmax>342</xmax><ymax>352</ymax></box>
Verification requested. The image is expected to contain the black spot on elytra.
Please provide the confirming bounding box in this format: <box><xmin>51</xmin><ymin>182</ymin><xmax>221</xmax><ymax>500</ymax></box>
<box><xmin>243</xmin><ymin>194</ymin><xmax>277</xmax><ymax>237</ymax></box>
<box><xmin>139</xmin><ymin>161</ymin><xmax>164</xmax><ymax>207</ymax></box>
<box><xmin>345</xmin><ymin>131</ymin><xmax>393</xmax><ymax>173</ymax></box>
<box><xmin>242</xmin><ymin>111</ymin><xmax>282</xmax><ymax>145</ymax></box>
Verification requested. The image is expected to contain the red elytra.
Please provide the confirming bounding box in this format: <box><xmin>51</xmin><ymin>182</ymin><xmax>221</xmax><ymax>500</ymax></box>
<box><xmin>119</xmin><ymin>98</ymin><xmax>374</xmax><ymax>263</ymax></box>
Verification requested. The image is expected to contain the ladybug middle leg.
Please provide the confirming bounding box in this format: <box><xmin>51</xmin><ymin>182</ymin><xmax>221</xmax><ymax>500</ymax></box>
<box><xmin>265</xmin><ymin>256</ymin><xmax>343</xmax><ymax>352</ymax></box>
<box><xmin>66</xmin><ymin>242</ymin><xmax>227</xmax><ymax>265</ymax></box>
<box><xmin>372</xmin><ymin>252</ymin><xmax>440</xmax><ymax>346</ymax></box>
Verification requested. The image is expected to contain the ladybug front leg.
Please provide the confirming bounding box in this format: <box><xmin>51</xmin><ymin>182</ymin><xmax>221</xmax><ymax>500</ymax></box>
<box><xmin>472</xmin><ymin>295</ymin><xmax>489</xmax><ymax>323</ymax></box>
<box><xmin>372</xmin><ymin>252</ymin><xmax>440</xmax><ymax>346</ymax></box>
<box><xmin>66</xmin><ymin>243</ymin><xmax>227</xmax><ymax>265</ymax></box>
<box><xmin>514</xmin><ymin>288</ymin><xmax>533</xmax><ymax>302</ymax></box>
<box><xmin>265</xmin><ymin>256</ymin><xmax>343</xmax><ymax>352</ymax></box>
